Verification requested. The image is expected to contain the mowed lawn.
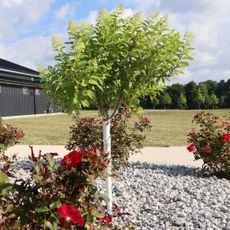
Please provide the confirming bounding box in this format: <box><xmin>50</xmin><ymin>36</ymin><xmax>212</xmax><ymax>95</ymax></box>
<box><xmin>6</xmin><ymin>110</ymin><xmax>230</xmax><ymax>146</ymax></box>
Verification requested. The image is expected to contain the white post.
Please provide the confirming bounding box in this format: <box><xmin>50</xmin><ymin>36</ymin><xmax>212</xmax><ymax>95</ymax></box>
<box><xmin>103</xmin><ymin>119</ymin><xmax>112</xmax><ymax>212</ymax></box>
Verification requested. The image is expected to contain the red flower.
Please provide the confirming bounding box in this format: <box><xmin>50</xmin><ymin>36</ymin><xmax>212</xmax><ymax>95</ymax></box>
<box><xmin>16</xmin><ymin>132</ymin><xmax>22</xmax><ymax>139</ymax></box>
<box><xmin>125</xmin><ymin>107</ymin><xmax>131</xmax><ymax>113</ymax></box>
<box><xmin>203</xmin><ymin>146</ymin><xmax>212</xmax><ymax>153</ymax></box>
<box><xmin>187</xmin><ymin>131</ymin><xmax>196</xmax><ymax>137</ymax></box>
<box><xmin>99</xmin><ymin>215</ymin><xmax>112</xmax><ymax>223</ymax></box>
<box><xmin>187</xmin><ymin>144</ymin><xmax>195</xmax><ymax>152</ymax></box>
<box><xmin>221</xmin><ymin>134</ymin><xmax>230</xmax><ymax>141</ymax></box>
<box><xmin>57</xmin><ymin>203</ymin><xmax>84</xmax><ymax>227</ymax></box>
<box><xmin>143</xmin><ymin>116</ymin><xmax>151</xmax><ymax>125</ymax></box>
<box><xmin>221</xmin><ymin>120</ymin><xmax>225</xmax><ymax>128</ymax></box>
<box><xmin>60</xmin><ymin>150</ymin><xmax>82</xmax><ymax>170</ymax></box>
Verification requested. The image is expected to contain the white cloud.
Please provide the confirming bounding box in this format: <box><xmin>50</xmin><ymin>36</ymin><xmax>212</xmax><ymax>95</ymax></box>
<box><xmin>55</xmin><ymin>3</ymin><xmax>75</xmax><ymax>20</ymax></box>
<box><xmin>0</xmin><ymin>36</ymin><xmax>54</xmax><ymax>70</ymax></box>
<box><xmin>130</xmin><ymin>0</ymin><xmax>230</xmax><ymax>83</ymax></box>
<box><xmin>122</xmin><ymin>8</ymin><xmax>134</xmax><ymax>18</ymax></box>
<box><xmin>84</xmin><ymin>10</ymin><xmax>98</xmax><ymax>25</ymax></box>
<box><xmin>0</xmin><ymin>0</ymin><xmax>53</xmax><ymax>40</ymax></box>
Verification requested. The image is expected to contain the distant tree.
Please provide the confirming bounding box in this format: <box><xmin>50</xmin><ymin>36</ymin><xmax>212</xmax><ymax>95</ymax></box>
<box><xmin>184</xmin><ymin>81</ymin><xmax>197</xmax><ymax>109</ymax></box>
<box><xmin>219</xmin><ymin>95</ymin><xmax>225</xmax><ymax>108</ymax></box>
<box><xmin>224</xmin><ymin>79</ymin><xmax>230</xmax><ymax>108</ymax></box>
<box><xmin>204</xmin><ymin>80</ymin><xmax>218</xmax><ymax>94</ymax></box>
<box><xmin>199</xmin><ymin>83</ymin><xmax>209</xmax><ymax>108</ymax></box>
<box><xmin>160</xmin><ymin>92</ymin><xmax>172</xmax><ymax>109</ymax></box>
<box><xmin>151</xmin><ymin>97</ymin><xmax>160</xmax><ymax>109</ymax></box>
<box><xmin>168</xmin><ymin>84</ymin><xmax>184</xmax><ymax>108</ymax></box>
<box><xmin>178</xmin><ymin>93</ymin><xmax>187</xmax><ymax>109</ymax></box>
<box><xmin>208</xmin><ymin>93</ymin><xmax>219</xmax><ymax>109</ymax></box>
<box><xmin>194</xmin><ymin>87</ymin><xmax>205</xmax><ymax>109</ymax></box>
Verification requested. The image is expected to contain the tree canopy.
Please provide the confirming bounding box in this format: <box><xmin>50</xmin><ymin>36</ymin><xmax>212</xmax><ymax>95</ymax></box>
<box><xmin>40</xmin><ymin>7</ymin><xmax>193</xmax><ymax>118</ymax></box>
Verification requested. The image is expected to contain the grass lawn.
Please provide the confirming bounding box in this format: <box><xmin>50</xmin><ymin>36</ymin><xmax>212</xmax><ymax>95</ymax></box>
<box><xmin>6</xmin><ymin>109</ymin><xmax>230</xmax><ymax>147</ymax></box>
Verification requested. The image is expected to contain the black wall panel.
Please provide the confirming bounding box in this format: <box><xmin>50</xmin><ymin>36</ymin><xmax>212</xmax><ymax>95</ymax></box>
<box><xmin>0</xmin><ymin>85</ymin><xmax>53</xmax><ymax>117</ymax></box>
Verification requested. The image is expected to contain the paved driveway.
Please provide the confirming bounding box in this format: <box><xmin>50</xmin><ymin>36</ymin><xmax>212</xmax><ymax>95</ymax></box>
<box><xmin>5</xmin><ymin>145</ymin><xmax>203</xmax><ymax>167</ymax></box>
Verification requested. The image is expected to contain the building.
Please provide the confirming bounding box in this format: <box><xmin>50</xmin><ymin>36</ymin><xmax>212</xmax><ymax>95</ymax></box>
<box><xmin>0</xmin><ymin>58</ymin><xmax>54</xmax><ymax>117</ymax></box>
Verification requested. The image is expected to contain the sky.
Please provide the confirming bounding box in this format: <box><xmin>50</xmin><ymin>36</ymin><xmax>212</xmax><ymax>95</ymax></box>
<box><xmin>0</xmin><ymin>0</ymin><xmax>229</xmax><ymax>84</ymax></box>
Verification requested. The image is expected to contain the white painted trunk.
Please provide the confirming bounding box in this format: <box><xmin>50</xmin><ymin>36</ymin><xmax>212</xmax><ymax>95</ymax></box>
<box><xmin>103</xmin><ymin>119</ymin><xmax>112</xmax><ymax>212</ymax></box>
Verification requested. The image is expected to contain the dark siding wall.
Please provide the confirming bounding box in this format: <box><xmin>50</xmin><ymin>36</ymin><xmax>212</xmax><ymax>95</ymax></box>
<box><xmin>35</xmin><ymin>90</ymin><xmax>50</xmax><ymax>114</ymax></box>
<box><xmin>0</xmin><ymin>85</ymin><xmax>52</xmax><ymax>116</ymax></box>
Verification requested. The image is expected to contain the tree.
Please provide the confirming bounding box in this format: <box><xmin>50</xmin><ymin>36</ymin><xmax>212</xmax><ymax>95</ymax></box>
<box><xmin>208</xmin><ymin>93</ymin><xmax>219</xmax><ymax>109</ymax></box>
<box><xmin>160</xmin><ymin>92</ymin><xmax>172</xmax><ymax>109</ymax></box>
<box><xmin>198</xmin><ymin>83</ymin><xmax>209</xmax><ymax>108</ymax></box>
<box><xmin>184</xmin><ymin>81</ymin><xmax>197</xmax><ymax>109</ymax></box>
<box><xmin>168</xmin><ymin>83</ymin><xmax>185</xmax><ymax>108</ymax></box>
<box><xmin>178</xmin><ymin>93</ymin><xmax>187</xmax><ymax>109</ymax></box>
<box><xmin>194</xmin><ymin>87</ymin><xmax>205</xmax><ymax>109</ymax></box>
<box><xmin>40</xmin><ymin>7</ymin><xmax>193</xmax><ymax>211</ymax></box>
<box><xmin>151</xmin><ymin>96</ymin><xmax>160</xmax><ymax>109</ymax></box>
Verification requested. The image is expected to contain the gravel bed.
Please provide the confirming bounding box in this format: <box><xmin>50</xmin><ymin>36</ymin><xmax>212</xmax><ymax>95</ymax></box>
<box><xmin>97</xmin><ymin>162</ymin><xmax>230</xmax><ymax>230</ymax></box>
<box><xmin>4</xmin><ymin>160</ymin><xmax>230</xmax><ymax>230</ymax></box>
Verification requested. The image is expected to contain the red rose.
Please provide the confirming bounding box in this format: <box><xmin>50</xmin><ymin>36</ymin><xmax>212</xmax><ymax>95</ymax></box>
<box><xmin>99</xmin><ymin>215</ymin><xmax>112</xmax><ymax>223</ymax></box>
<box><xmin>16</xmin><ymin>132</ymin><xmax>22</xmax><ymax>139</ymax></box>
<box><xmin>57</xmin><ymin>203</ymin><xmax>84</xmax><ymax>227</ymax></box>
<box><xmin>143</xmin><ymin>116</ymin><xmax>151</xmax><ymax>125</ymax></box>
<box><xmin>187</xmin><ymin>144</ymin><xmax>195</xmax><ymax>152</ymax></box>
<box><xmin>125</xmin><ymin>107</ymin><xmax>131</xmax><ymax>113</ymax></box>
<box><xmin>187</xmin><ymin>131</ymin><xmax>196</xmax><ymax>137</ymax></box>
<box><xmin>221</xmin><ymin>120</ymin><xmax>225</xmax><ymax>128</ymax></box>
<box><xmin>60</xmin><ymin>150</ymin><xmax>82</xmax><ymax>170</ymax></box>
<box><xmin>203</xmin><ymin>146</ymin><xmax>212</xmax><ymax>153</ymax></box>
<box><xmin>221</xmin><ymin>134</ymin><xmax>230</xmax><ymax>141</ymax></box>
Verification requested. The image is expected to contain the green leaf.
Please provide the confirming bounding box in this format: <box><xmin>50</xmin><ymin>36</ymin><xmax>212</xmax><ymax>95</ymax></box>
<box><xmin>0</xmin><ymin>172</ymin><xmax>9</xmax><ymax>184</ymax></box>
<box><xmin>88</xmin><ymin>79</ymin><xmax>99</xmax><ymax>86</ymax></box>
<box><xmin>179</xmin><ymin>61</ymin><xmax>189</xmax><ymax>67</ymax></box>
<box><xmin>35</xmin><ymin>206</ymin><xmax>50</xmax><ymax>213</ymax></box>
<box><xmin>49</xmin><ymin>200</ymin><xmax>61</xmax><ymax>210</ymax></box>
<box><xmin>91</xmin><ymin>208</ymin><xmax>104</xmax><ymax>218</ymax></box>
<box><xmin>47</xmin><ymin>153</ymin><xmax>54</xmax><ymax>168</ymax></box>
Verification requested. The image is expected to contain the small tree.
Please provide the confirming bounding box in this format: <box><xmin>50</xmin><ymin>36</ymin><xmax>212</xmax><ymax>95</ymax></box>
<box><xmin>151</xmin><ymin>96</ymin><xmax>160</xmax><ymax>109</ymax></box>
<box><xmin>178</xmin><ymin>93</ymin><xmax>187</xmax><ymax>109</ymax></box>
<box><xmin>208</xmin><ymin>93</ymin><xmax>219</xmax><ymax>109</ymax></box>
<box><xmin>194</xmin><ymin>87</ymin><xmax>205</xmax><ymax>109</ymax></box>
<box><xmin>160</xmin><ymin>92</ymin><xmax>172</xmax><ymax>109</ymax></box>
<box><xmin>40</xmin><ymin>7</ymin><xmax>193</xmax><ymax>211</ymax></box>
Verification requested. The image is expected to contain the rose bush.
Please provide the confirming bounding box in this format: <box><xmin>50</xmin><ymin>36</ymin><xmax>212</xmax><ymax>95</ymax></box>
<box><xmin>66</xmin><ymin>111</ymin><xmax>152</xmax><ymax>169</ymax></box>
<box><xmin>0</xmin><ymin>118</ymin><xmax>24</xmax><ymax>154</ymax></box>
<box><xmin>0</xmin><ymin>146</ymin><xmax>121</xmax><ymax>229</ymax></box>
<box><xmin>187</xmin><ymin>112</ymin><xmax>230</xmax><ymax>178</ymax></box>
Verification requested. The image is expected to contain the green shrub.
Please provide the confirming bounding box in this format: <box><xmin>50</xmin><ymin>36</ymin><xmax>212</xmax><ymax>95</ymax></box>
<box><xmin>66</xmin><ymin>112</ymin><xmax>152</xmax><ymax>169</ymax></box>
<box><xmin>0</xmin><ymin>118</ymin><xmax>24</xmax><ymax>154</ymax></box>
<box><xmin>0</xmin><ymin>148</ymin><xmax>119</xmax><ymax>229</ymax></box>
<box><xmin>187</xmin><ymin>112</ymin><xmax>230</xmax><ymax>178</ymax></box>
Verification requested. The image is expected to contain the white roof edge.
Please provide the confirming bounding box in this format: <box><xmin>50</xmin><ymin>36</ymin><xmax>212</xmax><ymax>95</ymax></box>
<box><xmin>0</xmin><ymin>68</ymin><xmax>39</xmax><ymax>78</ymax></box>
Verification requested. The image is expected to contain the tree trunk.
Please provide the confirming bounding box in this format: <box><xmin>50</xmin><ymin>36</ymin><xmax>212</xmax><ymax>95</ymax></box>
<box><xmin>103</xmin><ymin>119</ymin><xmax>112</xmax><ymax>212</ymax></box>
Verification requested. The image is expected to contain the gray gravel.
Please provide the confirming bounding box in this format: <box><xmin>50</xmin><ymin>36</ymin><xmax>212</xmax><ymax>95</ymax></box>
<box><xmin>5</xmin><ymin>160</ymin><xmax>230</xmax><ymax>230</ymax></box>
<box><xmin>98</xmin><ymin>162</ymin><xmax>230</xmax><ymax>230</ymax></box>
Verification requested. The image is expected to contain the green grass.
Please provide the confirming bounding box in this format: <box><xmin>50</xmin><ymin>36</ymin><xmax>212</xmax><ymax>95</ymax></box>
<box><xmin>6</xmin><ymin>110</ymin><xmax>230</xmax><ymax>146</ymax></box>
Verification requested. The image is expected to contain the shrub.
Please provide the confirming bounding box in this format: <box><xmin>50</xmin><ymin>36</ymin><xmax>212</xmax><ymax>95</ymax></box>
<box><xmin>187</xmin><ymin>112</ymin><xmax>230</xmax><ymax>178</ymax></box>
<box><xmin>0</xmin><ymin>147</ymin><xmax>120</xmax><ymax>229</ymax></box>
<box><xmin>66</xmin><ymin>112</ymin><xmax>152</xmax><ymax>169</ymax></box>
<box><xmin>0</xmin><ymin>118</ymin><xmax>24</xmax><ymax>154</ymax></box>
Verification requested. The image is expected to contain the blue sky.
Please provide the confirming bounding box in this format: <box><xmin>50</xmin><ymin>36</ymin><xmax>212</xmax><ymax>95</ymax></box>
<box><xmin>0</xmin><ymin>0</ymin><xmax>230</xmax><ymax>84</ymax></box>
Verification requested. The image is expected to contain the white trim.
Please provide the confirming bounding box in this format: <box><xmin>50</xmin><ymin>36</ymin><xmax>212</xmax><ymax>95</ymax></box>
<box><xmin>0</xmin><ymin>68</ymin><xmax>38</xmax><ymax>77</ymax></box>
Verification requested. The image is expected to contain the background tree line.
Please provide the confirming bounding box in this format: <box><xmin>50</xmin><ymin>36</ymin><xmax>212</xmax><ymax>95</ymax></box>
<box><xmin>140</xmin><ymin>79</ymin><xmax>230</xmax><ymax>109</ymax></box>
